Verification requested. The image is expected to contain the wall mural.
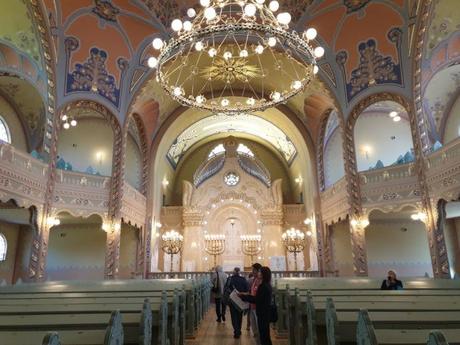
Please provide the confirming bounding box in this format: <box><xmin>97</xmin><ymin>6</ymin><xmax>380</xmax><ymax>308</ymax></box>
<box><xmin>166</xmin><ymin>113</ymin><xmax>297</xmax><ymax>168</ymax></box>
<box><xmin>67</xmin><ymin>47</ymin><xmax>121</xmax><ymax>108</ymax></box>
<box><xmin>337</xmin><ymin>30</ymin><xmax>403</xmax><ymax>103</ymax></box>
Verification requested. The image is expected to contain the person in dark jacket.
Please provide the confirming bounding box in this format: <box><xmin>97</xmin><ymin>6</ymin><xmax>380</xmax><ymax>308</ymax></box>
<box><xmin>226</xmin><ymin>267</ymin><xmax>249</xmax><ymax>338</ymax></box>
<box><xmin>381</xmin><ymin>270</ymin><xmax>403</xmax><ymax>290</ymax></box>
<box><xmin>239</xmin><ymin>266</ymin><xmax>273</xmax><ymax>345</ymax></box>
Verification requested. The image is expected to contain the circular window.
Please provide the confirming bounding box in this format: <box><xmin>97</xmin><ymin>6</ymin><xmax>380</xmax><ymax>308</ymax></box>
<box><xmin>224</xmin><ymin>172</ymin><xmax>239</xmax><ymax>186</ymax></box>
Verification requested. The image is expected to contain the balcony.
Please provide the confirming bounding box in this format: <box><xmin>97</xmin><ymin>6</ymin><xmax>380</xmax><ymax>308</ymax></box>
<box><xmin>121</xmin><ymin>182</ymin><xmax>147</xmax><ymax>227</ymax></box>
<box><xmin>320</xmin><ymin>177</ymin><xmax>349</xmax><ymax>224</ymax></box>
<box><xmin>426</xmin><ymin>138</ymin><xmax>460</xmax><ymax>201</ymax></box>
<box><xmin>0</xmin><ymin>142</ymin><xmax>48</xmax><ymax>208</ymax></box>
<box><xmin>54</xmin><ymin>169</ymin><xmax>111</xmax><ymax>218</ymax></box>
<box><xmin>359</xmin><ymin>162</ymin><xmax>420</xmax><ymax>211</ymax></box>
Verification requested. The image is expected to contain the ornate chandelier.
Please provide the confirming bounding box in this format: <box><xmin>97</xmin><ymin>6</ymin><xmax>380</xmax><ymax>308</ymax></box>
<box><xmin>147</xmin><ymin>0</ymin><xmax>323</xmax><ymax>114</ymax></box>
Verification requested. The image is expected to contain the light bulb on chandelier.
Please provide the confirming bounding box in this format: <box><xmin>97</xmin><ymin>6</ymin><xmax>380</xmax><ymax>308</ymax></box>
<box><xmin>148</xmin><ymin>0</ymin><xmax>322</xmax><ymax>114</ymax></box>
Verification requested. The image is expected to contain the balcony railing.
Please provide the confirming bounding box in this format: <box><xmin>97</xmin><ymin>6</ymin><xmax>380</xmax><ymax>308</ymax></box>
<box><xmin>54</xmin><ymin>170</ymin><xmax>111</xmax><ymax>217</ymax></box>
<box><xmin>121</xmin><ymin>182</ymin><xmax>147</xmax><ymax>227</ymax></box>
<box><xmin>320</xmin><ymin>177</ymin><xmax>349</xmax><ymax>224</ymax></box>
<box><xmin>0</xmin><ymin>142</ymin><xmax>48</xmax><ymax>207</ymax></box>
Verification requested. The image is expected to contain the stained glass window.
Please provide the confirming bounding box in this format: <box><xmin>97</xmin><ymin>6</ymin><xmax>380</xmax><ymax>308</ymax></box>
<box><xmin>224</xmin><ymin>172</ymin><xmax>239</xmax><ymax>186</ymax></box>
<box><xmin>0</xmin><ymin>117</ymin><xmax>11</xmax><ymax>144</ymax></box>
<box><xmin>236</xmin><ymin>143</ymin><xmax>254</xmax><ymax>157</ymax></box>
<box><xmin>208</xmin><ymin>143</ymin><xmax>226</xmax><ymax>158</ymax></box>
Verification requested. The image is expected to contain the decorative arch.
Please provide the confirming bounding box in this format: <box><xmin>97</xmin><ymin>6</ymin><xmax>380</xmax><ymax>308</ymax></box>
<box><xmin>58</xmin><ymin>99</ymin><xmax>123</xmax><ymax>219</ymax></box>
<box><xmin>344</xmin><ymin>92</ymin><xmax>414</xmax><ymax>218</ymax></box>
<box><xmin>124</xmin><ymin>112</ymin><xmax>149</xmax><ymax>196</ymax></box>
<box><xmin>317</xmin><ymin>108</ymin><xmax>347</xmax><ymax>191</ymax></box>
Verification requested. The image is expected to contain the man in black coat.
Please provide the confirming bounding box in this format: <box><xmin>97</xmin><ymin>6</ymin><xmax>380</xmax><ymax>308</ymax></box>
<box><xmin>225</xmin><ymin>267</ymin><xmax>249</xmax><ymax>338</ymax></box>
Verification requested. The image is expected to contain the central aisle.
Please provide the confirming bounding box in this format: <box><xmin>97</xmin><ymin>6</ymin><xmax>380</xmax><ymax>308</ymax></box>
<box><xmin>187</xmin><ymin>308</ymin><xmax>287</xmax><ymax>345</ymax></box>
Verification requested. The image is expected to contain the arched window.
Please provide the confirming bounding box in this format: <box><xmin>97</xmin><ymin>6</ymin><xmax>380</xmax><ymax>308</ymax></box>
<box><xmin>0</xmin><ymin>116</ymin><xmax>11</xmax><ymax>144</ymax></box>
<box><xmin>237</xmin><ymin>143</ymin><xmax>254</xmax><ymax>157</ymax></box>
<box><xmin>208</xmin><ymin>143</ymin><xmax>226</xmax><ymax>158</ymax></box>
<box><xmin>0</xmin><ymin>233</ymin><xmax>6</xmax><ymax>261</ymax></box>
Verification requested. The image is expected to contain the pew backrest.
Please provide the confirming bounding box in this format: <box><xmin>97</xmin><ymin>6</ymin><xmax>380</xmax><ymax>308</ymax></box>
<box><xmin>104</xmin><ymin>310</ymin><xmax>124</xmax><ymax>345</ymax></box>
<box><xmin>139</xmin><ymin>299</ymin><xmax>152</xmax><ymax>345</ymax></box>
<box><xmin>326</xmin><ymin>297</ymin><xmax>340</xmax><ymax>345</ymax></box>
<box><xmin>42</xmin><ymin>332</ymin><xmax>61</xmax><ymax>345</ymax></box>
<box><xmin>356</xmin><ymin>309</ymin><xmax>377</xmax><ymax>345</ymax></box>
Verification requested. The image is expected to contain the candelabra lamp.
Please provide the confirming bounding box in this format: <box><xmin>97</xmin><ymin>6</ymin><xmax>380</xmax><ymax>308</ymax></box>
<box><xmin>240</xmin><ymin>234</ymin><xmax>262</xmax><ymax>265</ymax></box>
<box><xmin>204</xmin><ymin>234</ymin><xmax>225</xmax><ymax>267</ymax></box>
<box><xmin>281</xmin><ymin>228</ymin><xmax>306</xmax><ymax>271</ymax></box>
<box><xmin>161</xmin><ymin>230</ymin><xmax>184</xmax><ymax>273</ymax></box>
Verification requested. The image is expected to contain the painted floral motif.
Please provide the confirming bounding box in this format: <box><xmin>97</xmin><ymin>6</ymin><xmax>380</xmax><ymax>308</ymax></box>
<box><xmin>92</xmin><ymin>0</ymin><xmax>120</xmax><ymax>22</ymax></box>
<box><xmin>67</xmin><ymin>47</ymin><xmax>120</xmax><ymax>107</ymax></box>
<box><xmin>343</xmin><ymin>0</ymin><xmax>371</xmax><ymax>13</ymax></box>
<box><xmin>282</xmin><ymin>0</ymin><xmax>314</xmax><ymax>22</ymax></box>
<box><xmin>142</xmin><ymin>0</ymin><xmax>180</xmax><ymax>27</ymax></box>
<box><xmin>339</xmin><ymin>39</ymin><xmax>402</xmax><ymax>102</ymax></box>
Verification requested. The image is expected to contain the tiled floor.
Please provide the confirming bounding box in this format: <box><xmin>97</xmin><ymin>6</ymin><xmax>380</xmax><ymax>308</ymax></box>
<box><xmin>186</xmin><ymin>307</ymin><xmax>288</xmax><ymax>345</ymax></box>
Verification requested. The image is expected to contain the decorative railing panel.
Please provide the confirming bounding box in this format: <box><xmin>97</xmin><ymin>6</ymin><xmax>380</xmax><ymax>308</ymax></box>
<box><xmin>121</xmin><ymin>182</ymin><xmax>147</xmax><ymax>227</ymax></box>
<box><xmin>0</xmin><ymin>143</ymin><xmax>47</xmax><ymax>208</ymax></box>
<box><xmin>320</xmin><ymin>177</ymin><xmax>349</xmax><ymax>224</ymax></box>
<box><xmin>53</xmin><ymin>170</ymin><xmax>111</xmax><ymax>217</ymax></box>
<box><xmin>359</xmin><ymin>163</ymin><xmax>420</xmax><ymax>212</ymax></box>
<box><xmin>426</xmin><ymin>139</ymin><xmax>460</xmax><ymax>201</ymax></box>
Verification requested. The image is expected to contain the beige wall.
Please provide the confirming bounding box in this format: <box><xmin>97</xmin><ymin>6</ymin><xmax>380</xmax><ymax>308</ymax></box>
<box><xmin>445</xmin><ymin>217</ymin><xmax>460</xmax><ymax>278</ymax></box>
<box><xmin>444</xmin><ymin>96</ymin><xmax>460</xmax><ymax>144</ymax></box>
<box><xmin>57</xmin><ymin>118</ymin><xmax>114</xmax><ymax>176</ymax></box>
<box><xmin>0</xmin><ymin>221</ymin><xmax>19</xmax><ymax>283</ymax></box>
<box><xmin>119</xmin><ymin>223</ymin><xmax>139</xmax><ymax>278</ymax></box>
<box><xmin>0</xmin><ymin>95</ymin><xmax>27</xmax><ymax>151</ymax></box>
<box><xmin>365</xmin><ymin>220</ymin><xmax>432</xmax><ymax>277</ymax></box>
<box><xmin>125</xmin><ymin>134</ymin><xmax>142</xmax><ymax>191</ymax></box>
<box><xmin>331</xmin><ymin>220</ymin><xmax>354</xmax><ymax>276</ymax></box>
<box><xmin>46</xmin><ymin>224</ymin><xmax>106</xmax><ymax>280</ymax></box>
<box><xmin>354</xmin><ymin>110</ymin><xmax>413</xmax><ymax>171</ymax></box>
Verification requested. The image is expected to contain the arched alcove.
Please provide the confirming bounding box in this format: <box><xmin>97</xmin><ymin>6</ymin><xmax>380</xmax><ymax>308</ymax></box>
<box><xmin>322</xmin><ymin>110</ymin><xmax>345</xmax><ymax>188</ymax></box>
<box><xmin>124</xmin><ymin>114</ymin><xmax>147</xmax><ymax>193</ymax></box>
<box><xmin>423</xmin><ymin>63</ymin><xmax>460</xmax><ymax>145</ymax></box>
<box><xmin>0</xmin><ymin>201</ymin><xmax>36</xmax><ymax>284</ymax></box>
<box><xmin>57</xmin><ymin>102</ymin><xmax>120</xmax><ymax>176</ymax></box>
<box><xmin>46</xmin><ymin>212</ymin><xmax>106</xmax><ymax>281</ymax></box>
<box><xmin>366</xmin><ymin>207</ymin><xmax>432</xmax><ymax>277</ymax></box>
<box><xmin>353</xmin><ymin>100</ymin><xmax>414</xmax><ymax>172</ymax></box>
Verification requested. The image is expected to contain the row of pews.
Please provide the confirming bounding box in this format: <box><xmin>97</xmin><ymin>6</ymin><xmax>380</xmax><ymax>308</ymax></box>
<box><xmin>273</xmin><ymin>277</ymin><xmax>460</xmax><ymax>345</ymax></box>
<box><xmin>0</xmin><ymin>278</ymin><xmax>211</xmax><ymax>345</ymax></box>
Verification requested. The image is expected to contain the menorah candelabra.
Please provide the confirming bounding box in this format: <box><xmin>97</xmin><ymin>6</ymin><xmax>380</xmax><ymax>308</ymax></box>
<box><xmin>282</xmin><ymin>228</ymin><xmax>306</xmax><ymax>271</ymax></box>
<box><xmin>204</xmin><ymin>234</ymin><xmax>225</xmax><ymax>267</ymax></box>
<box><xmin>161</xmin><ymin>230</ymin><xmax>184</xmax><ymax>273</ymax></box>
<box><xmin>240</xmin><ymin>234</ymin><xmax>262</xmax><ymax>265</ymax></box>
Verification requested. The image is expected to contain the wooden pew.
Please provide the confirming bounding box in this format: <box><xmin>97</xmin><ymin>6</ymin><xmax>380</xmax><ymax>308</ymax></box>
<box><xmin>356</xmin><ymin>309</ymin><xmax>459</xmax><ymax>345</ymax></box>
<box><xmin>325</xmin><ymin>300</ymin><xmax>460</xmax><ymax>345</ymax></box>
<box><xmin>0</xmin><ymin>292</ymin><xmax>170</xmax><ymax>345</ymax></box>
<box><xmin>0</xmin><ymin>278</ymin><xmax>212</xmax><ymax>344</ymax></box>
<box><xmin>0</xmin><ymin>310</ymin><xmax>124</xmax><ymax>345</ymax></box>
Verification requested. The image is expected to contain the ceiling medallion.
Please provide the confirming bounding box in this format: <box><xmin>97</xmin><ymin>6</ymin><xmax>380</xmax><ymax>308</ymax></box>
<box><xmin>148</xmin><ymin>0</ymin><xmax>324</xmax><ymax>114</ymax></box>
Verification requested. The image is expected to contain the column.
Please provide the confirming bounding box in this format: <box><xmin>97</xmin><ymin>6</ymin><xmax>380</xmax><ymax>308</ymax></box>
<box><xmin>425</xmin><ymin>199</ymin><xmax>450</xmax><ymax>278</ymax></box>
<box><xmin>104</xmin><ymin>220</ymin><xmax>121</xmax><ymax>279</ymax></box>
<box><xmin>349</xmin><ymin>217</ymin><xmax>369</xmax><ymax>276</ymax></box>
<box><xmin>261</xmin><ymin>212</ymin><xmax>285</xmax><ymax>269</ymax></box>
<box><xmin>182</xmin><ymin>211</ymin><xmax>204</xmax><ymax>271</ymax></box>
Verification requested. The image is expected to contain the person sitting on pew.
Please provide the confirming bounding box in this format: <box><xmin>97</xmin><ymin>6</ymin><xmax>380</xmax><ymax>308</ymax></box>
<box><xmin>381</xmin><ymin>270</ymin><xmax>403</xmax><ymax>290</ymax></box>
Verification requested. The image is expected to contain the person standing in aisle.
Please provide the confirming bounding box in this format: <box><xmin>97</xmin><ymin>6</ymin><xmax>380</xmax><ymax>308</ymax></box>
<box><xmin>212</xmin><ymin>265</ymin><xmax>227</xmax><ymax>322</ymax></box>
<box><xmin>247</xmin><ymin>263</ymin><xmax>262</xmax><ymax>344</ymax></box>
<box><xmin>225</xmin><ymin>267</ymin><xmax>249</xmax><ymax>338</ymax></box>
<box><xmin>239</xmin><ymin>266</ymin><xmax>273</xmax><ymax>345</ymax></box>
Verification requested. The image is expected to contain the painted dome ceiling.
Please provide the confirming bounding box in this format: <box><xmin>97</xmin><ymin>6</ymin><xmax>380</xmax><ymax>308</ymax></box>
<box><xmin>0</xmin><ymin>0</ymin><xmax>457</xmax><ymax>150</ymax></box>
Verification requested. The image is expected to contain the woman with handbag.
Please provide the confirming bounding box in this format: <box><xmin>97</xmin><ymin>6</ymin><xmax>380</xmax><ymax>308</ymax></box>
<box><xmin>239</xmin><ymin>266</ymin><xmax>274</xmax><ymax>345</ymax></box>
<box><xmin>211</xmin><ymin>265</ymin><xmax>227</xmax><ymax>322</ymax></box>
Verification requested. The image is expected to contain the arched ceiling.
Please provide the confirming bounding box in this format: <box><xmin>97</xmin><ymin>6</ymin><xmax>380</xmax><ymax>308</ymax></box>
<box><xmin>0</xmin><ymin>0</ymin><xmax>43</xmax><ymax>67</ymax></box>
<box><xmin>166</xmin><ymin>112</ymin><xmax>298</xmax><ymax>168</ymax></box>
<box><xmin>420</xmin><ymin>0</ymin><xmax>460</xmax><ymax>143</ymax></box>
